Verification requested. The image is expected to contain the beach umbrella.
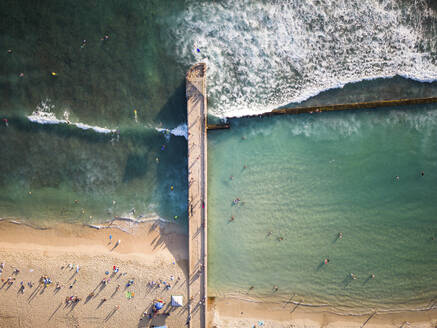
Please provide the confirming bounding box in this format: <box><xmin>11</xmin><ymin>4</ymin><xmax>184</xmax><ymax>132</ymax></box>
<box><xmin>154</xmin><ymin>301</ymin><xmax>164</xmax><ymax>310</ymax></box>
<box><xmin>171</xmin><ymin>295</ymin><xmax>183</xmax><ymax>307</ymax></box>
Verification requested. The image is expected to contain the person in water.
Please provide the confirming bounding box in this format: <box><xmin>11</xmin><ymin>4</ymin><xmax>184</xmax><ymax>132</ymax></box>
<box><xmin>338</xmin><ymin>232</ymin><xmax>343</xmax><ymax>239</ymax></box>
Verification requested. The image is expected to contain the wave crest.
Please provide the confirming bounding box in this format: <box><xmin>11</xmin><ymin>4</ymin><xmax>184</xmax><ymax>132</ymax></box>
<box><xmin>165</xmin><ymin>0</ymin><xmax>437</xmax><ymax>117</ymax></box>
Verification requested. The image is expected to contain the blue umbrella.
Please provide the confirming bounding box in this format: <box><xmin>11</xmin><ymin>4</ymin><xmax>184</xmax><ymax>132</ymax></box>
<box><xmin>154</xmin><ymin>302</ymin><xmax>164</xmax><ymax>310</ymax></box>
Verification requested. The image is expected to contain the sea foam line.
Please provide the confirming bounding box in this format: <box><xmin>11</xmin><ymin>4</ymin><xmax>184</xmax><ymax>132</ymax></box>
<box><xmin>28</xmin><ymin>111</ymin><xmax>116</xmax><ymax>134</ymax></box>
<box><xmin>156</xmin><ymin>123</ymin><xmax>188</xmax><ymax>140</ymax></box>
<box><xmin>165</xmin><ymin>0</ymin><xmax>437</xmax><ymax>118</ymax></box>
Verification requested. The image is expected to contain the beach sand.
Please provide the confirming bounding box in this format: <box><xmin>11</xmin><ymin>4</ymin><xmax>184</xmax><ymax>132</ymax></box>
<box><xmin>0</xmin><ymin>218</ymin><xmax>436</xmax><ymax>328</ymax></box>
<box><xmin>208</xmin><ymin>297</ymin><xmax>437</xmax><ymax>328</ymax></box>
<box><xmin>0</xmin><ymin>219</ymin><xmax>188</xmax><ymax>328</ymax></box>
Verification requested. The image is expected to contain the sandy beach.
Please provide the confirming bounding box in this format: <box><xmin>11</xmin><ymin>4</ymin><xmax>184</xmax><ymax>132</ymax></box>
<box><xmin>0</xmin><ymin>219</ymin><xmax>436</xmax><ymax>328</ymax></box>
<box><xmin>208</xmin><ymin>297</ymin><xmax>437</xmax><ymax>328</ymax></box>
<box><xmin>0</xmin><ymin>219</ymin><xmax>188</xmax><ymax>328</ymax></box>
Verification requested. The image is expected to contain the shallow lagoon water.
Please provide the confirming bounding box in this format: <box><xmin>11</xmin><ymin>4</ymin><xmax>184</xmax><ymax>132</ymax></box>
<box><xmin>208</xmin><ymin>105</ymin><xmax>437</xmax><ymax>313</ymax></box>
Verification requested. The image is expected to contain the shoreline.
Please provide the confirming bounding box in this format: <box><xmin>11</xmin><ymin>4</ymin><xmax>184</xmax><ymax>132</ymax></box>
<box><xmin>209</xmin><ymin>296</ymin><xmax>437</xmax><ymax>328</ymax></box>
<box><xmin>0</xmin><ymin>220</ymin><xmax>436</xmax><ymax>328</ymax></box>
<box><xmin>206</xmin><ymin>290</ymin><xmax>437</xmax><ymax>316</ymax></box>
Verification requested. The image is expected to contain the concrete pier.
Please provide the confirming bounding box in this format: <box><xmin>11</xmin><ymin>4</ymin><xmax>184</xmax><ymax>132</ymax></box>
<box><xmin>186</xmin><ymin>63</ymin><xmax>207</xmax><ymax>328</ymax></box>
<box><xmin>227</xmin><ymin>96</ymin><xmax>437</xmax><ymax>119</ymax></box>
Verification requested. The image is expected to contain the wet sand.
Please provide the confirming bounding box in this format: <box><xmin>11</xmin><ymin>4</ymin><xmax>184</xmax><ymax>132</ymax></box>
<box><xmin>0</xmin><ymin>219</ymin><xmax>188</xmax><ymax>328</ymax></box>
<box><xmin>208</xmin><ymin>296</ymin><xmax>437</xmax><ymax>328</ymax></box>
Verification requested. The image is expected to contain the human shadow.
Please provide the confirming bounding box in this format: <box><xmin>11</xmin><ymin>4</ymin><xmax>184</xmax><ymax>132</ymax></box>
<box><xmin>48</xmin><ymin>302</ymin><xmax>62</xmax><ymax>321</ymax></box>
<box><xmin>316</xmin><ymin>259</ymin><xmax>329</xmax><ymax>271</ymax></box>
<box><xmin>342</xmin><ymin>274</ymin><xmax>356</xmax><ymax>288</ymax></box>
<box><xmin>28</xmin><ymin>285</ymin><xmax>42</xmax><ymax>303</ymax></box>
<box><xmin>362</xmin><ymin>275</ymin><xmax>374</xmax><ymax>285</ymax></box>
<box><xmin>96</xmin><ymin>299</ymin><xmax>107</xmax><ymax>309</ymax></box>
<box><xmin>290</xmin><ymin>301</ymin><xmax>301</xmax><ymax>313</ymax></box>
<box><xmin>104</xmin><ymin>306</ymin><xmax>119</xmax><ymax>322</ymax></box>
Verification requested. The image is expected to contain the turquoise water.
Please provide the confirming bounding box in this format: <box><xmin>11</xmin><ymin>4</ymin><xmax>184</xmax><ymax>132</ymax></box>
<box><xmin>1</xmin><ymin>0</ymin><xmax>437</xmax><ymax>313</ymax></box>
<box><xmin>208</xmin><ymin>105</ymin><xmax>437</xmax><ymax>313</ymax></box>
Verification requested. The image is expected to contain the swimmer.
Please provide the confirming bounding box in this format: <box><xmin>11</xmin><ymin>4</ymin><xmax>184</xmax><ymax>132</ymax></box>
<box><xmin>241</xmin><ymin>136</ymin><xmax>246</xmax><ymax>140</ymax></box>
<box><xmin>273</xmin><ymin>286</ymin><xmax>279</xmax><ymax>292</ymax></box>
<box><xmin>243</xmin><ymin>165</ymin><xmax>247</xmax><ymax>169</ymax></box>
<box><xmin>421</xmin><ymin>171</ymin><xmax>424</xmax><ymax>176</ymax></box>
<box><xmin>267</xmin><ymin>231</ymin><xmax>272</xmax><ymax>236</ymax></box>
<box><xmin>350</xmin><ymin>273</ymin><xmax>357</xmax><ymax>280</ymax></box>
<box><xmin>324</xmin><ymin>258</ymin><xmax>329</xmax><ymax>264</ymax></box>
<box><xmin>394</xmin><ymin>176</ymin><xmax>400</xmax><ymax>181</ymax></box>
<box><xmin>249</xmin><ymin>286</ymin><xmax>254</xmax><ymax>290</ymax></box>
<box><xmin>278</xmin><ymin>237</ymin><xmax>284</xmax><ymax>241</ymax></box>
<box><xmin>230</xmin><ymin>176</ymin><xmax>233</xmax><ymax>180</ymax></box>
<box><xmin>371</xmin><ymin>274</ymin><xmax>375</xmax><ymax>279</ymax></box>
<box><xmin>229</xmin><ymin>216</ymin><xmax>234</xmax><ymax>222</ymax></box>
<box><xmin>338</xmin><ymin>232</ymin><xmax>343</xmax><ymax>239</ymax></box>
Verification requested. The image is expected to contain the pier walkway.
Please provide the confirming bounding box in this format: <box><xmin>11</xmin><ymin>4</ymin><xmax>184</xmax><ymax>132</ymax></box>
<box><xmin>186</xmin><ymin>63</ymin><xmax>207</xmax><ymax>328</ymax></box>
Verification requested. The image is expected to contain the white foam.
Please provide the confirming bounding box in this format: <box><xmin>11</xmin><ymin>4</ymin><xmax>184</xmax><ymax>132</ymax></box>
<box><xmin>164</xmin><ymin>0</ymin><xmax>437</xmax><ymax>117</ymax></box>
<box><xmin>156</xmin><ymin>123</ymin><xmax>188</xmax><ymax>140</ymax></box>
<box><xmin>28</xmin><ymin>100</ymin><xmax>115</xmax><ymax>134</ymax></box>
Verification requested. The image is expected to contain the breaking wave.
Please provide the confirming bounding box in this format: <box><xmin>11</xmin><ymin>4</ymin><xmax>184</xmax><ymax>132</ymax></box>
<box><xmin>165</xmin><ymin>0</ymin><xmax>437</xmax><ymax>117</ymax></box>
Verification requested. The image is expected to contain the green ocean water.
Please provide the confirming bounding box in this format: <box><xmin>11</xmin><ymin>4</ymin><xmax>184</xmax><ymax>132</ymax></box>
<box><xmin>1</xmin><ymin>0</ymin><xmax>437</xmax><ymax>314</ymax></box>
<box><xmin>0</xmin><ymin>0</ymin><xmax>190</xmax><ymax>225</ymax></box>
<box><xmin>207</xmin><ymin>105</ymin><xmax>437</xmax><ymax>313</ymax></box>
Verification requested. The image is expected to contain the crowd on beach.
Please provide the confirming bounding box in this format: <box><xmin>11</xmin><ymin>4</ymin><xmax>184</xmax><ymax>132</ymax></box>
<box><xmin>0</xmin><ymin>234</ymin><xmax>188</xmax><ymax>326</ymax></box>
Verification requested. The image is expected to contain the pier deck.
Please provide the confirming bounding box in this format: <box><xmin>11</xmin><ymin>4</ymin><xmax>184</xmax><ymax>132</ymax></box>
<box><xmin>186</xmin><ymin>63</ymin><xmax>207</xmax><ymax>328</ymax></box>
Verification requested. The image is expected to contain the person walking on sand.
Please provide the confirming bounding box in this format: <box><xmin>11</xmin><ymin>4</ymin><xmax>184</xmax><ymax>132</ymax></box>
<box><xmin>116</xmin><ymin>240</ymin><xmax>121</xmax><ymax>247</ymax></box>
